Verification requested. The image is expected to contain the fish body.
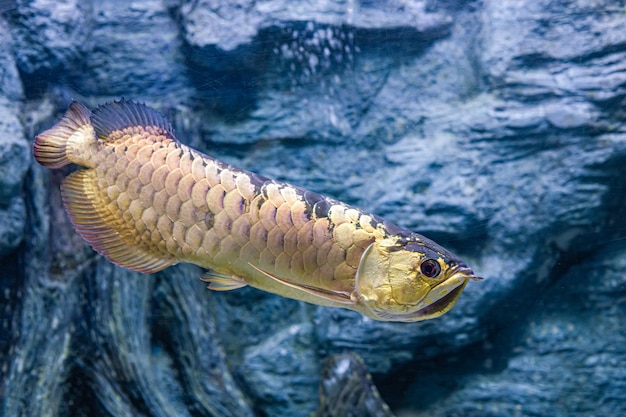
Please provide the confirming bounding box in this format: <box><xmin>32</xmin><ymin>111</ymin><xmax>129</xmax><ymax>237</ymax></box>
<box><xmin>34</xmin><ymin>100</ymin><xmax>481</xmax><ymax>322</ymax></box>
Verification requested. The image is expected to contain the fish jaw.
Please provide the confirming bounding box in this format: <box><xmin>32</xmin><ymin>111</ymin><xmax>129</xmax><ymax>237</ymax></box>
<box><xmin>401</xmin><ymin>269</ymin><xmax>472</xmax><ymax>321</ymax></box>
<box><xmin>359</xmin><ymin>270</ymin><xmax>472</xmax><ymax>322</ymax></box>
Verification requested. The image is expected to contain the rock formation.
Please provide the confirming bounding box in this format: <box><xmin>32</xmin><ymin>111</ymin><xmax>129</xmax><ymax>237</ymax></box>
<box><xmin>1</xmin><ymin>1</ymin><xmax>625</xmax><ymax>416</ymax></box>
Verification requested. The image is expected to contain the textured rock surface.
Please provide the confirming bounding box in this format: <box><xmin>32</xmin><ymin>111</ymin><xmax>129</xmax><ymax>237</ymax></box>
<box><xmin>317</xmin><ymin>352</ymin><xmax>395</xmax><ymax>417</ymax></box>
<box><xmin>396</xmin><ymin>243</ymin><xmax>626</xmax><ymax>417</ymax></box>
<box><xmin>6</xmin><ymin>0</ymin><xmax>92</xmax><ymax>75</ymax></box>
<box><xmin>1</xmin><ymin>0</ymin><xmax>626</xmax><ymax>416</ymax></box>
<box><xmin>0</xmin><ymin>21</ymin><xmax>29</xmax><ymax>258</ymax></box>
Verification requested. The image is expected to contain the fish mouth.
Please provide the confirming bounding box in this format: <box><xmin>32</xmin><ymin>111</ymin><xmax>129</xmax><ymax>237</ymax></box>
<box><xmin>410</xmin><ymin>278</ymin><xmax>468</xmax><ymax>319</ymax></box>
<box><xmin>411</xmin><ymin>266</ymin><xmax>484</xmax><ymax>320</ymax></box>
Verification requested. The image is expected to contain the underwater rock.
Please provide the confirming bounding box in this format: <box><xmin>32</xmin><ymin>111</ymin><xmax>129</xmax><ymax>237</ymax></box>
<box><xmin>2</xmin><ymin>0</ymin><xmax>626</xmax><ymax>416</ymax></box>
<box><xmin>240</xmin><ymin>323</ymin><xmax>320</xmax><ymax>416</ymax></box>
<box><xmin>65</xmin><ymin>0</ymin><xmax>193</xmax><ymax>102</ymax></box>
<box><xmin>4</xmin><ymin>0</ymin><xmax>91</xmax><ymax>75</ymax></box>
<box><xmin>79</xmin><ymin>262</ymin><xmax>254</xmax><ymax>417</ymax></box>
<box><xmin>179</xmin><ymin>0</ymin><xmax>453</xmax><ymax>127</ymax></box>
<box><xmin>2</xmin><ymin>156</ymin><xmax>81</xmax><ymax>417</ymax></box>
<box><xmin>0</xmin><ymin>195</ymin><xmax>26</xmax><ymax>257</ymax></box>
<box><xmin>403</xmin><ymin>242</ymin><xmax>626</xmax><ymax>417</ymax></box>
<box><xmin>316</xmin><ymin>352</ymin><xmax>395</xmax><ymax>417</ymax></box>
<box><xmin>0</xmin><ymin>113</ymin><xmax>28</xmax><ymax>256</ymax></box>
<box><xmin>0</xmin><ymin>20</ymin><xmax>23</xmax><ymax>101</ymax></box>
<box><xmin>180</xmin><ymin>0</ymin><xmax>453</xmax><ymax>51</ymax></box>
<box><xmin>0</xmin><ymin>23</ymin><xmax>29</xmax><ymax>257</ymax></box>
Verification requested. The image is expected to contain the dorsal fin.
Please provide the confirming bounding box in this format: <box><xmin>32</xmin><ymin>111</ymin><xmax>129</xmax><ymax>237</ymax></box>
<box><xmin>90</xmin><ymin>99</ymin><xmax>176</xmax><ymax>140</ymax></box>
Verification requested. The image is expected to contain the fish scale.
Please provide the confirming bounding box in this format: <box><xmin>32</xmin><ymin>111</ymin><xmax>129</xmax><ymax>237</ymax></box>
<box><xmin>33</xmin><ymin>99</ymin><xmax>481</xmax><ymax>322</ymax></box>
<box><xmin>87</xmin><ymin>125</ymin><xmax>372</xmax><ymax>293</ymax></box>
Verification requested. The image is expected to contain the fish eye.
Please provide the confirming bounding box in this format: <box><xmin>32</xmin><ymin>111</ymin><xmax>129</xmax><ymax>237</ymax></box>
<box><xmin>420</xmin><ymin>259</ymin><xmax>441</xmax><ymax>278</ymax></box>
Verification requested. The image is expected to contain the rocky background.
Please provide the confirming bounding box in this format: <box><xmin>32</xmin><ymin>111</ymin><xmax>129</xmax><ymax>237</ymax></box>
<box><xmin>1</xmin><ymin>0</ymin><xmax>626</xmax><ymax>416</ymax></box>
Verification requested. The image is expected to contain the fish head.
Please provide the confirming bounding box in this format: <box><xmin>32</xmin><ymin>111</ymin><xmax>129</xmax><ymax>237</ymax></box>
<box><xmin>354</xmin><ymin>236</ymin><xmax>480</xmax><ymax>322</ymax></box>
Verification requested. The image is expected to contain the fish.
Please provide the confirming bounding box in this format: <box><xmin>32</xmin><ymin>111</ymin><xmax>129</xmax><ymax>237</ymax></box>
<box><xmin>33</xmin><ymin>99</ymin><xmax>482</xmax><ymax>322</ymax></box>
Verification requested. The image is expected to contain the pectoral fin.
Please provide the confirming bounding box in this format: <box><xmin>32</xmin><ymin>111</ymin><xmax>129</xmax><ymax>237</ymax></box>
<box><xmin>248</xmin><ymin>263</ymin><xmax>355</xmax><ymax>305</ymax></box>
<box><xmin>201</xmin><ymin>271</ymin><xmax>248</xmax><ymax>291</ymax></box>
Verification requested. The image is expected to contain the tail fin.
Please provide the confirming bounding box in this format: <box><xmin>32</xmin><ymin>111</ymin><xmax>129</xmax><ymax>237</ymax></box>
<box><xmin>33</xmin><ymin>102</ymin><xmax>92</xmax><ymax>168</ymax></box>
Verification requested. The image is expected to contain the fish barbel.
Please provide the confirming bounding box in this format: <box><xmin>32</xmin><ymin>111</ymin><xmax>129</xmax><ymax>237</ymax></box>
<box><xmin>33</xmin><ymin>100</ymin><xmax>481</xmax><ymax>322</ymax></box>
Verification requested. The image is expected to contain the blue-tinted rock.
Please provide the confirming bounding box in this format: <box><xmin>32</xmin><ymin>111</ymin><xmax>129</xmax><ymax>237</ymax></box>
<box><xmin>0</xmin><ymin>101</ymin><xmax>29</xmax><ymax>197</ymax></box>
<box><xmin>405</xmin><ymin>242</ymin><xmax>626</xmax><ymax>417</ymax></box>
<box><xmin>0</xmin><ymin>196</ymin><xmax>26</xmax><ymax>257</ymax></box>
<box><xmin>241</xmin><ymin>323</ymin><xmax>320</xmax><ymax>416</ymax></box>
<box><xmin>67</xmin><ymin>0</ymin><xmax>193</xmax><ymax>102</ymax></box>
<box><xmin>0</xmin><ymin>23</ymin><xmax>28</xmax><ymax>257</ymax></box>
<box><xmin>317</xmin><ymin>353</ymin><xmax>395</xmax><ymax>417</ymax></box>
<box><xmin>0</xmin><ymin>20</ymin><xmax>23</xmax><ymax>101</ymax></box>
<box><xmin>5</xmin><ymin>0</ymin><xmax>91</xmax><ymax>75</ymax></box>
<box><xmin>180</xmin><ymin>0</ymin><xmax>453</xmax><ymax>51</ymax></box>
<box><xmin>79</xmin><ymin>263</ymin><xmax>253</xmax><ymax>417</ymax></box>
<box><xmin>179</xmin><ymin>0</ymin><xmax>452</xmax><ymax>132</ymax></box>
<box><xmin>2</xmin><ymin>0</ymin><xmax>626</xmax><ymax>416</ymax></box>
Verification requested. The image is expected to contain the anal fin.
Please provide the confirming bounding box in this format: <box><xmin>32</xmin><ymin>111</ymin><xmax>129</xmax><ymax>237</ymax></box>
<box><xmin>61</xmin><ymin>169</ymin><xmax>176</xmax><ymax>274</ymax></box>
